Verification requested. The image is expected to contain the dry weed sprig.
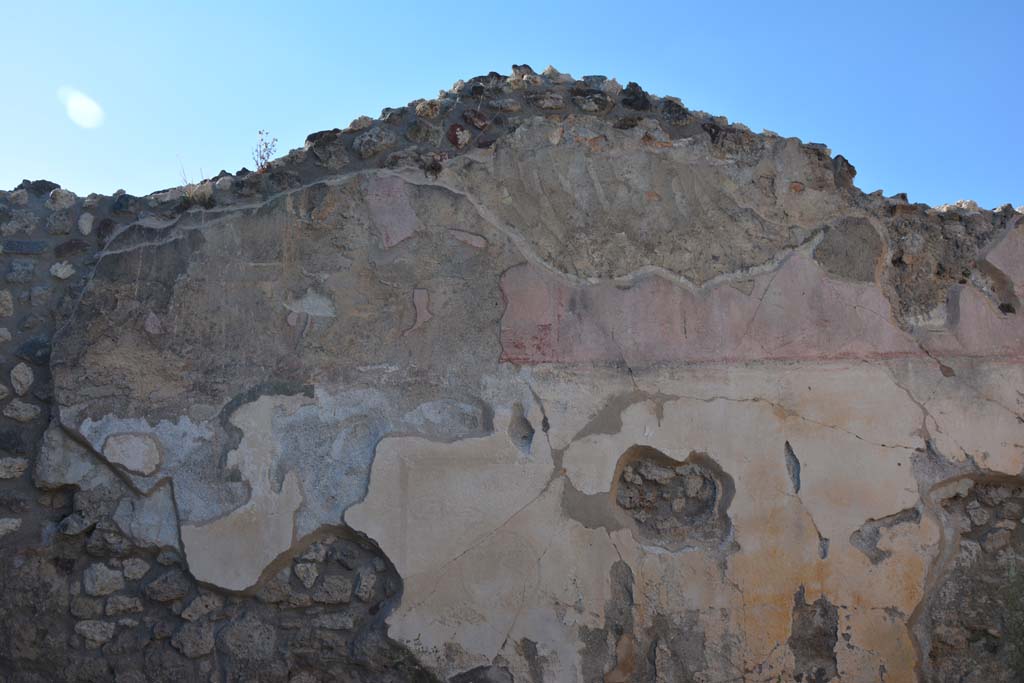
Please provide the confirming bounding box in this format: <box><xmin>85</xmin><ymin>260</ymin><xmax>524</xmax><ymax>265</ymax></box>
<box><xmin>253</xmin><ymin>130</ymin><xmax>277</xmax><ymax>173</ymax></box>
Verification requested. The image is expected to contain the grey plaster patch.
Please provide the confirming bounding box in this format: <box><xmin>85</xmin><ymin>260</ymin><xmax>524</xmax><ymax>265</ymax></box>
<box><xmin>813</xmin><ymin>217</ymin><xmax>883</xmax><ymax>283</ymax></box>
<box><xmin>113</xmin><ymin>482</ymin><xmax>181</xmax><ymax>551</ymax></box>
<box><xmin>73</xmin><ymin>413</ymin><xmax>233</xmax><ymax>521</ymax></box>
<box><xmin>34</xmin><ymin>422</ymin><xmax>118</xmax><ymax>491</ymax></box>
<box><xmin>284</xmin><ymin>288</ymin><xmax>336</xmax><ymax>317</ymax></box>
<box><xmin>273</xmin><ymin>388</ymin><xmax>489</xmax><ymax>538</ymax></box>
<box><xmin>788</xmin><ymin>586</ymin><xmax>838</xmax><ymax>683</ymax></box>
<box><xmin>849</xmin><ymin>507</ymin><xmax>921</xmax><ymax>564</ymax></box>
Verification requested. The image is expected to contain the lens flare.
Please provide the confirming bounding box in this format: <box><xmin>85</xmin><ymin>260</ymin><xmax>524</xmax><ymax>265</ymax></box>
<box><xmin>57</xmin><ymin>87</ymin><xmax>105</xmax><ymax>129</ymax></box>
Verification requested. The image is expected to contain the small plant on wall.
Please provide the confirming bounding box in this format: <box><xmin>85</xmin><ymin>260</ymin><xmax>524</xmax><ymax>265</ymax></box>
<box><xmin>253</xmin><ymin>129</ymin><xmax>277</xmax><ymax>173</ymax></box>
<box><xmin>178</xmin><ymin>162</ymin><xmax>214</xmax><ymax>209</ymax></box>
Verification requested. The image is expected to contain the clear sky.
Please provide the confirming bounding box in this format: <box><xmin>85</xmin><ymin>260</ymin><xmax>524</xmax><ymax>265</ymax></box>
<box><xmin>2</xmin><ymin>1</ymin><xmax>1021</xmax><ymax>208</ymax></box>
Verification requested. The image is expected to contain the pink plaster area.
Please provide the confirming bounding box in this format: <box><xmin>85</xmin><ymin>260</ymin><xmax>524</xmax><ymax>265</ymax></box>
<box><xmin>364</xmin><ymin>175</ymin><xmax>420</xmax><ymax>248</ymax></box>
<box><xmin>449</xmin><ymin>229</ymin><xmax>488</xmax><ymax>249</ymax></box>
<box><xmin>985</xmin><ymin>216</ymin><xmax>1024</xmax><ymax>297</ymax></box>
<box><xmin>499</xmin><ymin>253</ymin><xmax>1024</xmax><ymax>365</ymax></box>
<box><xmin>404</xmin><ymin>288</ymin><xmax>433</xmax><ymax>336</ymax></box>
<box><xmin>919</xmin><ymin>286</ymin><xmax>1024</xmax><ymax>358</ymax></box>
<box><xmin>917</xmin><ymin>216</ymin><xmax>1024</xmax><ymax>359</ymax></box>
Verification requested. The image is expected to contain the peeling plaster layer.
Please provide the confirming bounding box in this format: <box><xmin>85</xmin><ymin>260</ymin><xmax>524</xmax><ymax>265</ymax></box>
<box><xmin>180</xmin><ymin>395</ymin><xmax>307</xmax><ymax>591</ymax></box>
<box><xmin>499</xmin><ymin>251</ymin><xmax>1024</xmax><ymax>366</ymax></box>
<box><xmin>348</xmin><ymin>361</ymin><xmax>980</xmax><ymax>681</ymax></box>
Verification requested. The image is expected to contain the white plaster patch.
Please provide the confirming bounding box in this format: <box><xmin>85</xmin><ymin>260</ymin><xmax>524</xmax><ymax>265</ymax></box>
<box><xmin>284</xmin><ymin>288</ymin><xmax>337</xmax><ymax>317</ymax></box>
<box><xmin>352</xmin><ymin>363</ymin><xmax>943</xmax><ymax>681</ymax></box>
<box><xmin>891</xmin><ymin>360</ymin><xmax>1024</xmax><ymax>474</ymax></box>
<box><xmin>180</xmin><ymin>394</ymin><xmax>309</xmax><ymax>591</ymax></box>
<box><xmin>347</xmin><ymin>402</ymin><xmax>552</xmax><ymax>579</ymax></box>
<box><xmin>103</xmin><ymin>433</ymin><xmax>162</xmax><ymax>475</ymax></box>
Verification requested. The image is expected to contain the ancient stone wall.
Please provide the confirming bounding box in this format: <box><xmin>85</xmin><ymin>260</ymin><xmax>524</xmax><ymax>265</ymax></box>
<box><xmin>1</xmin><ymin>64</ymin><xmax>1022</xmax><ymax>682</ymax></box>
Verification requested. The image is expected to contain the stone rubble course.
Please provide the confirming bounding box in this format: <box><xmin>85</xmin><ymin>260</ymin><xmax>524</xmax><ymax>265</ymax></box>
<box><xmin>0</xmin><ymin>63</ymin><xmax>1022</xmax><ymax>681</ymax></box>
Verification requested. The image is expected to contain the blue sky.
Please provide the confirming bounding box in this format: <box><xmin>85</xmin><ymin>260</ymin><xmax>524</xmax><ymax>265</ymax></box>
<box><xmin>2</xmin><ymin>1</ymin><xmax>1021</xmax><ymax>208</ymax></box>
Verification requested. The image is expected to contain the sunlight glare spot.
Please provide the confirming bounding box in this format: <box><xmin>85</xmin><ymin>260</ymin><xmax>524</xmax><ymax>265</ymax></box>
<box><xmin>57</xmin><ymin>86</ymin><xmax>105</xmax><ymax>129</ymax></box>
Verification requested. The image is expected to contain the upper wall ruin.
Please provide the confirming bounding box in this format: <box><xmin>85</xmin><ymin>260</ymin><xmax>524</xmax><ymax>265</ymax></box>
<box><xmin>1</xmin><ymin>64</ymin><xmax>1022</xmax><ymax>682</ymax></box>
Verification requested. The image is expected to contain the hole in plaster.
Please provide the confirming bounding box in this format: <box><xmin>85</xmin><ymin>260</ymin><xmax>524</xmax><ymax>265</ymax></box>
<box><xmin>507</xmin><ymin>403</ymin><xmax>535</xmax><ymax>454</ymax></box>
<box><xmin>610</xmin><ymin>445</ymin><xmax>734</xmax><ymax>551</ymax></box>
<box><xmin>785</xmin><ymin>441</ymin><xmax>801</xmax><ymax>494</ymax></box>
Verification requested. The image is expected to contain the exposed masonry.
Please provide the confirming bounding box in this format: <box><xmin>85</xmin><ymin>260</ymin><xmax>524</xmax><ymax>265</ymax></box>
<box><xmin>1</xmin><ymin>63</ymin><xmax>1022</xmax><ymax>681</ymax></box>
<box><xmin>913</xmin><ymin>476</ymin><xmax>1024</xmax><ymax>682</ymax></box>
<box><xmin>789</xmin><ymin>586</ymin><xmax>839</xmax><ymax>683</ymax></box>
<box><xmin>613</xmin><ymin>447</ymin><xmax>734</xmax><ymax>552</ymax></box>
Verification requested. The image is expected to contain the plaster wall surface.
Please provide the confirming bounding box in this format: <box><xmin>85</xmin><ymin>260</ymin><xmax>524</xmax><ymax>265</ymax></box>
<box><xmin>1</xmin><ymin>65</ymin><xmax>1022</xmax><ymax>682</ymax></box>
